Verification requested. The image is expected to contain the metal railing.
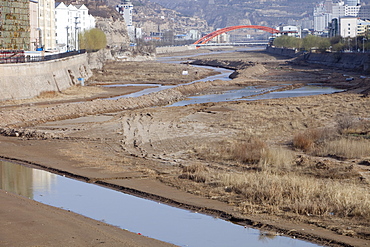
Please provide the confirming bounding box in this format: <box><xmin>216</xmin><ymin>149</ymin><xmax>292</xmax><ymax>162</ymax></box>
<box><xmin>0</xmin><ymin>50</ymin><xmax>86</xmax><ymax>64</ymax></box>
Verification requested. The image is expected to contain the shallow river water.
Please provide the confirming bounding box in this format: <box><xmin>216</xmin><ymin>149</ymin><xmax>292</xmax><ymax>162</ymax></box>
<box><xmin>1</xmin><ymin>49</ymin><xmax>331</xmax><ymax>247</ymax></box>
<box><xmin>0</xmin><ymin>160</ymin><xmax>321</xmax><ymax>247</ymax></box>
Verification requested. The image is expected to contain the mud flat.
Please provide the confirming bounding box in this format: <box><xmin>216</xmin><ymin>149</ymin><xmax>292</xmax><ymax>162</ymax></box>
<box><xmin>0</xmin><ymin>48</ymin><xmax>369</xmax><ymax>247</ymax></box>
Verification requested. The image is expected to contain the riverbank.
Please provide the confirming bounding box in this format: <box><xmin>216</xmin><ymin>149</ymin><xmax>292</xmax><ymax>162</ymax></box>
<box><xmin>0</xmin><ymin>48</ymin><xmax>369</xmax><ymax>247</ymax></box>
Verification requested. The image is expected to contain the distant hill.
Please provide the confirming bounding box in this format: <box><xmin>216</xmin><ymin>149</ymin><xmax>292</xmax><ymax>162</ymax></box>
<box><xmin>147</xmin><ymin>0</ymin><xmax>317</xmax><ymax>29</ymax></box>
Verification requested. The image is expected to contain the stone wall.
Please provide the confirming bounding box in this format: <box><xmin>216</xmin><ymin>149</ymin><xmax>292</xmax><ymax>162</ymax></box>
<box><xmin>0</xmin><ymin>53</ymin><xmax>92</xmax><ymax>101</ymax></box>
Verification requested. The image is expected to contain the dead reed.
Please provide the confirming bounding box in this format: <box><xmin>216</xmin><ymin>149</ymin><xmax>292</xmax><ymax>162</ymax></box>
<box><xmin>314</xmin><ymin>137</ymin><xmax>370</xmax><ymax>159</ymax></box>
<box><xmin>217</xmin><ymin>170</ymin><xmax>370</xmax><ymax>218</ymax></box>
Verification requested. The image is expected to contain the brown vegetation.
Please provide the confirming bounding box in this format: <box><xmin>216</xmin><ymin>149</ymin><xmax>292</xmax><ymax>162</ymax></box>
<box><xmin>1</xmin><ymin>49</ymin><xmax>369</xmax><ymax>246</ymax></box>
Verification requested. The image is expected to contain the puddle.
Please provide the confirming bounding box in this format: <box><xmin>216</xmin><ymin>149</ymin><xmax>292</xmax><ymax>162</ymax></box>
<box><xmin>0</xmin><ymin>160</ymin><xmax>321</xmax><ymax>247</ymax></box>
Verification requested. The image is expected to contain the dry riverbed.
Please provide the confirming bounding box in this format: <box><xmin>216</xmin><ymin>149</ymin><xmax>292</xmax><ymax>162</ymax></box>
<box><xmin>0</xmin><ymin>48</ymin><xmax>369</xmax><ymax>247</ymax></box>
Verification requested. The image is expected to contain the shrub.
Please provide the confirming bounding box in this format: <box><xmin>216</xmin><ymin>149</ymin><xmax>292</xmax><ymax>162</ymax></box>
<box><xmin>231</xmin><ymin>137</ymin><xmax>266</xmax><ymax>164</ymax></box>
<box><xmin>293</xmin><ymin>128</ymin><xmax>334</xmax><ymax>152</ymax></box>
<box><xmin>336</xmin><ymin>114</ymin><xmax>355</xmax><ymax>134</ymax></box>
<box><xmin>79</xmin><ymin>28</ymin><xmax>107</xmax><ymax>51</ymax></box>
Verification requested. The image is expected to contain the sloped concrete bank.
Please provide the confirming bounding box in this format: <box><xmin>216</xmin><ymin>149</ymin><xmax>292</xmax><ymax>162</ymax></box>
<box><xmin>300</xmin><ymin>52</ymin><xmax>370</xmax><ymax>72</ymax></box>
<box><xmin>266</xmin><ymin>46</ymin><xmax>370</xmax><ymax>72</ymax></box>
<box><xmin>0</xmin><ymin>53</ymin><xmax>92</xmax><ymax>101</ymax></box>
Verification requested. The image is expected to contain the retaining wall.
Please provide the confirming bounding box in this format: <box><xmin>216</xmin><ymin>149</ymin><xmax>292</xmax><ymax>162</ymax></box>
<box><xmin>265</xmin><ymin>46</ymin><xmax>298</xmax><ymax>57</ymax></box>
<box><xmin>302</xmin><ymin>52</ymin><xmax>370</xmax><ymax>71</ymax></box>
<box><xmin>156</xmin><ymin>45</ymin><xmax>196</xmax><ymax>54</ymax></box>
<box><xmin>266</xmin><ymin>46</ymin><xmax>370</xmax><ymax>72</ymax></box>
<box><xmin>0</xmin><ymin>53</ymin><xmax>92</xmax><ymax>101</ymax></box>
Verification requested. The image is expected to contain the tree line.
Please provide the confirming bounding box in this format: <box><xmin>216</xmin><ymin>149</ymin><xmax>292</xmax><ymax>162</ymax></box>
<box><xmin>273</xmin><ymin>35</ymin><xmax>370</xmax><ymax>52</ymax></box>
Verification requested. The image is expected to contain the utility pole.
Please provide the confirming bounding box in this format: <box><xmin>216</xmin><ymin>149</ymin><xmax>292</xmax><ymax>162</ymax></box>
<box><xmin>66</xmin><ymin>26</ymin><xmax>70</xmax><ymax>52</ymax></box>
<box><xmin>74</xmin><ymin>16</ymin><xmax>79</xmax><ymax>51</ymax></box>
<box><xmin>363</xmin><ymin>37</ymin><xmax>367</xmax><ymax>53</ymax></box>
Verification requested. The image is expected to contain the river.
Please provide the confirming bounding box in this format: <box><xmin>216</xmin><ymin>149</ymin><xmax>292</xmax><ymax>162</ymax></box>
<box><xmin>1</xmin><ymin>48</ymin><xmax>334</xmax><ymax>247</ymax></box>
<box><xmin>0</xmin><ymin>160</ymin><xmax>321</xmax><ymax>247</ymax></box>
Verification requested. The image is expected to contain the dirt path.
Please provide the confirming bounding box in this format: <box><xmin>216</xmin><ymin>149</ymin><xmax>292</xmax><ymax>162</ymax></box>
<box><xmin>0</xmin><ymin>48</ymin><xmax>369</xmax><ymax>247</ymax></box>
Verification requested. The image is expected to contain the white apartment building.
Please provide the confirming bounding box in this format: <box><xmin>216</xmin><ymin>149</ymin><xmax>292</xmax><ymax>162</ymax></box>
<box><xmin>39</xmin><ymin>0</ymin><xmax>56</xmax><ymax>51</ymax></box>
<box><xmin>340</xmin><ymin>17</ymin><xmax>358</xmax><ymax>37</ymax></box>
<box><xmin>314</xmin><ymin>2</ymin><xmax>332</xmax><ymax>32</ymax></box>
<box><xmin>117</xmin><ymin>0</ymin><xmax>135</xmax><ymax>41</ymax></box>
<box><xmin>55</xmin><ymin>2</ymin><xmax>95</xmax><ymax>52</ymax></box>
<box><xmin>332</xmin><ymin>0</ymin><xmax>361</xmax><ymax>20</ymax></box>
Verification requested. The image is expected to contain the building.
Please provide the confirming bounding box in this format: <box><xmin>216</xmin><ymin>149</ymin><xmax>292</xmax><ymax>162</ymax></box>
<box><xmin>276</xmin><ymin>25</ymin><xmax>301</xmax><ymax>37</ymax></box>
<box><xmin>38</xmin><ymin>0</ymin><xmax>56</xmax><ymax>51</ymax></box>
<box><xmin>314</xmin><ymin>2</ymin><xmax>332</xmax><ymax>32</ymax></box>
<box><xmin>357</xmin><ymin>19</ymin><xmax>370</xmax><ymax>36</ymax></box>
<box><xmin>332</xmin><ymin>0</ymin><xmax>361</xmax><ymax>20</ymax></box>
<box><xmin>55</xmin><ymin>2</ymin><xmax>95</xmax><ymax>52</ymax></box>
<box><xmin>0</xmin><ymin>0</ymin><xmax>30</xmax><ymax>50</ymax></box>
<box><xmin>29</xmin><ymin>0</ymin><xmax>40</xmax><ymax>51</ymax></box>
<box><xmin>340</xmin><ymin>17</ymin><xmax>358</xmax><ymax>37</ymax></box>
<box><xmin>346</xmin><ymin>0</ymin><xmax>360</xmax><ymax>6</ymax></box>
<box><xmin>358</xmin><ymin>5</ymin><xmax>370</xmax><ymax>19</ymax></box>
<box><xmin>116</xmin><ymin>0</ymin><xmax>135</xmax><ymax>41</ymax></box>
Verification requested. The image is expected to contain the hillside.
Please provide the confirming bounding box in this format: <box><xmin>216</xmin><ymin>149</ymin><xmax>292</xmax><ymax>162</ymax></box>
<box><xmin>148</xmin><ymin>0</ymin><xmax>316</xmax><ymax>29</ymax></box>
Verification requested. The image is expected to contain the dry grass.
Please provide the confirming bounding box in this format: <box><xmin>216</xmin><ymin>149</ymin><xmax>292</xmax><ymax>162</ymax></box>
<box><xmin>259</xmin><ymin>147</ymin><xmax>295</xmax><ymax>171</ymax></box>
<box><xmin>188</xmin><ymin>133</ymin><xmax>370</xmax><ymax>220</ymax></box>
<box><xmin>179</xmin><ymin>163</ymin><xmax>209</xmax><ymax>183</ymax></box>
<box><xmin>38</xmin><ymin>91</ymin><xmax>59</xmax><ymax>98</ymax></box>
<box><xmin>196</xmin><ymin>136</ymin><xmax>267</xmax><ymax>165</ymax></box>
<box><xmin>222</xmin><ymin>171</ymin><xmax>370</xmax><ymax>217</ymax></box>
<box><xmin>231</xmin><ymin>137</ymin><xmax>267</xmax><ymax>164</ymax></box>
<box><xmin>314</xmin><ymin>137</ymin><xmax>370</xmax><ymax>159</ymax></box>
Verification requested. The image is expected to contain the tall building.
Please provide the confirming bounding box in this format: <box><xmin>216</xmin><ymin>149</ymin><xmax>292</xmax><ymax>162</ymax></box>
<box><xmin>332</xmin><ymin>0</ymin><xmax>361</xmax><ymax>19</ymax></box>
<box><xmin>117</xmin><ymin>0</ymin><xmax>135</xmax><ymax>41</ymax></box>
<box><xmin>314</xmin><ymin>2</ymin><xmax>332</xmax><ymax>32</ymax></box>
<box><xmin>0</xmin><ymin>0</ymin><xmax>30</xmax><ymax>50</ymax></box>
<box><xmin>38</xmin><ymin>0</ymin><xmax>56</xmax><ymax>50</ymax></box>
<box><xmin>30</xmin><ymin>0</ymin><xmax>40</xmax><ymax>51</ymax></box>
<box><xmin>346</xmin><ymin>0</ymin><xmax>360</xmax><ymax>6</ymax></box>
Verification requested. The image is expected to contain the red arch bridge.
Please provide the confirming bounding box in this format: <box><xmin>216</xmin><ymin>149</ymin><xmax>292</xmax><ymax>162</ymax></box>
<box><xmin>193</xmin><ymin>25</ymin><xmax>282</xmax><ymax>46</ymax></box>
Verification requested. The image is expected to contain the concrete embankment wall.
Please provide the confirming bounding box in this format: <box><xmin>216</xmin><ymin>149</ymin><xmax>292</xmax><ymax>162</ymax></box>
<box><xmin>301</xmin><ymin>52</ymin><xmax>370</xmax><ymax>71</ymax></box>
<box><xmin>0</xmin><ymin>54</ymin><xmax>92</xmax><ymax>101</ymax></box>
<box><xmin>266</xmin><ymin>46</ymin><xmax>370</xmax><ymax>72</ymax></box>
<box><xmin>156</xmin><ymin>45</ymin><xmax>196</xmax><ymax>54</ymax></box>
<box><xmin>265</xmin><ymin>46</ymin><xmax>298</xmax><ymax>57</ymax></box>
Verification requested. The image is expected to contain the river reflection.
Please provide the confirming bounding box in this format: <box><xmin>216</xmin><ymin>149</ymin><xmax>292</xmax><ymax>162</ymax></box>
<box><xmin>0</xmin><ymin>160</ymin><xmax>320</xmax><ymax>247</ymax></box>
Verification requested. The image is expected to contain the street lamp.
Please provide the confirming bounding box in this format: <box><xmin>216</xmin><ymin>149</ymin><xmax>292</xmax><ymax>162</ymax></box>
<box><xmin>348</xmin><ymin>37</ymin><xmax>352</xmax><ymax>52</ymax></box>
<box><xmin>363</xmin><ymin>37</ymin><xmax>367</xmax><ymax>53</ymax></box>
<box><xmin>66</xmin><ymin>26</ymin><xmax>70</xmax><ymax>52</ymax></box>
<box><xmin>74</xmin><ymin>16</ymin><xmax>80</xmax><ymax>51</ymax></box>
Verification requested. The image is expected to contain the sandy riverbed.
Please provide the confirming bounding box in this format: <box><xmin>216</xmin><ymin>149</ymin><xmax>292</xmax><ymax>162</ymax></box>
<box><xmin>0</xmin><ymin>48</ymin><xmax>369</xmax><ymax>247</ymax></box>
